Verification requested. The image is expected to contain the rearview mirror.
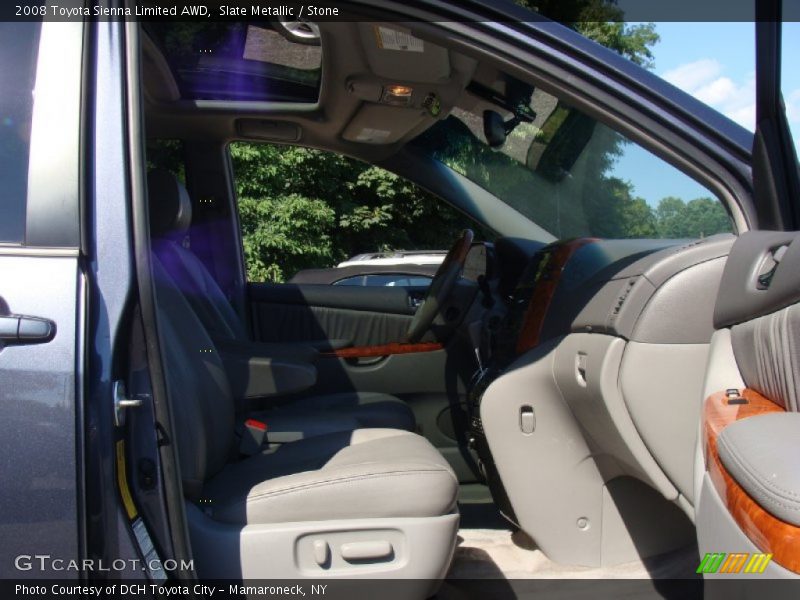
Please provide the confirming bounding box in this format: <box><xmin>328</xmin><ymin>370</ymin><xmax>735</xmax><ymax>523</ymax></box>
<box><xmin>483</xmin><ymin>110</ymin><xmax>508</xmax><ymax>148</ymax></box>
<box><xmin>527</xmin><ymin>107</ymin><xmax>596</xmax><ymax>182</ymax></box>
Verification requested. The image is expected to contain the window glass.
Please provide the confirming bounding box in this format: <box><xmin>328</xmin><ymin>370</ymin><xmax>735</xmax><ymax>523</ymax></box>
<box><xmin>781</xmin><ymin>8</ymin><xmax>800</xmax><ymax>151</ymax></box>
<box><xmin>412</xmin><ymin>79</ymin><xmax>732</xmax><ymax>240</ymax></box>
<box><xmin>655</xmin><ymin>22</ymin><xmax>756</xmax><ymax>132</ymax></box>
<box><xmin>333</xmin><ymin>275</ymin><xmax>433</xmax><ymax>288</ymax></box>
<box><xmin>0</xmin><ymin>22</ymin><xmax>40</xmax><ymax>243</ymax></box>
<box><xmin>229</xmin><ymin>142</ymin><xmax>488</xmax><ymax>283</ymax></box>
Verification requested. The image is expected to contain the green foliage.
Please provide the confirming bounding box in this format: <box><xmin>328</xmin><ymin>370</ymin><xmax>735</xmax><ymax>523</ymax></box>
<box><xmin>229</xmin><ymin>143</ymin><xmax>485</xmax><ymax>282</ymax></box>
<box><xmin>515</xmin><ymin>0</ymin><xmax>660</xmax><ymax>67</ymax></box>
<box><xmin>654</xmin><ymin>196</ymin><xmax>732</xmax><ymax>239</ymax></box>
<box><xmin>238</xmin><ymin>193</ymin><xmax>335</xmax><ymax>283</ymax></box>
<box><xmin>574</xmin><ymin>22</ymin><xmax>659</xmax><ymax>68</ymax></box>
<box><xmin>620</xmin><ymin>197</ymin><xmax>659</xmax><ymax>238</ymax></box>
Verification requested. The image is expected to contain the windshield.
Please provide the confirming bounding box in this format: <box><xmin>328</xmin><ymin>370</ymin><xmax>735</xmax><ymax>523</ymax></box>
<box><xmin>411</xmin><ymin>82</ymin><xmax>733</xmax><ymax>240</ymax></box>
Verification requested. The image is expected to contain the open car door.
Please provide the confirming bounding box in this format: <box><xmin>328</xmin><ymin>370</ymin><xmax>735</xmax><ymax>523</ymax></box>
<box><xmin>695</xmin><ymin>0</ymin><xmax>800</xmax><ymax>586</ymax></box>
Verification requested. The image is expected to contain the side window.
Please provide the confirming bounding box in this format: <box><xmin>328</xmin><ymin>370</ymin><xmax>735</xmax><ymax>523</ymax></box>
<box><xmin>781</xmin><ymin>6</ymin><xmax>799</xmax><ymax>149</ymax></box>
<box><xmin>0</xmin><ymin>23</ymin><xmax>41</xmax><ymax>243</ymax></box>
<box><xmin>229</xmin><ymin>142</ymin><xmax>487</xmax><ymax>284</ymax></box>
<box><xmin>333</xmin><ymin>274</ymin><xmax>435</xmax><ymax>288</ymax></box>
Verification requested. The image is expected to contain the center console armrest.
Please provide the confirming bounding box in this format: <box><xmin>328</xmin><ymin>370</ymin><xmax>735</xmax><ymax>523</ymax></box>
<box><xmin>717</xmin><ymin>412</ymin><xmax>800</xmax><ymax>526</ymax></box>
<box><xmin>220</xmin><ymin>352</ymin><xmax>317</xmax><ymax>401</ymax></box>
<box><xmin>214</xmin><ymin>337</ymin><xmax>319</xmax><ymax>364</ymax></box>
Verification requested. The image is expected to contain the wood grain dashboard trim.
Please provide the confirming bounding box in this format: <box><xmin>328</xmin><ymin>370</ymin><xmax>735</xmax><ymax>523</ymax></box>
<box><xmin>515</xmin><ymin>238</ymin><xmax>597</xmax><ymax>354</ymax></box>
<box><xmin>704</xmin><ymin>388</ymin><xmax>800</xmax><ymax>573</ymax></box>
<box><xmin>323</xmin><ymin>342</ymin><xmax>444</xmax><ymax>359</ymax></box>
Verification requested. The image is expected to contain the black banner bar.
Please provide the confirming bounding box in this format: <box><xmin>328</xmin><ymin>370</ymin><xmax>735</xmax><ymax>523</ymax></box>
<box><xmin>2</xmin><ymin>0</ymin><xmax>800</xmax><ymax>23</ymax></box>
<box><xmin>7</xmin><ymin>578</ymin><xmax>800</xmax><ymax>600</ymax></box>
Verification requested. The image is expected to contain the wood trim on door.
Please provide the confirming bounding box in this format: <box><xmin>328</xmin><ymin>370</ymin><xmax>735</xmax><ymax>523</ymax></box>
<box><xmin>323</xmin><ymin>342</ymin><xmax>444</xmax><ymax>359</ymax></box>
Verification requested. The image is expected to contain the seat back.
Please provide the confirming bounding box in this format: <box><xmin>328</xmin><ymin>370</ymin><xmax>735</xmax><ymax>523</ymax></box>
<box><xmin>151</xmin><ymin>254</ymin><xmax>236</xmax><ymax>497</ymax></box>
<box><xmin>147</xmin><ymin>169</ymin><xmax>247</xmax><ymax>342</ymax></box>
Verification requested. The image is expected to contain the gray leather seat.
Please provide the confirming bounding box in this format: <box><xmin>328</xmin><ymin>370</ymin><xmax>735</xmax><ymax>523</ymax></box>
<box><xmin>147</xmin><ymin>169</ymin><xmax>414</xmax><ymax>432</ymax></box>
<box><xmin>204</xmin><ymin>428</ymin><xmax>458</xmax><ymax>525</ymax></box>
<box><xmin>152</xmin><ymin>254</ymin><xmax>459</xmax><ymax>580</ymax></box>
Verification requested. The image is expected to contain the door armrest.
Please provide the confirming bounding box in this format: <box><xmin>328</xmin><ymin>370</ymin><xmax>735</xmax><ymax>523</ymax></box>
<box><xmin>717</xmin><ymin>412</ymin><xmax>800</xmax><ymax>526</ymax></box>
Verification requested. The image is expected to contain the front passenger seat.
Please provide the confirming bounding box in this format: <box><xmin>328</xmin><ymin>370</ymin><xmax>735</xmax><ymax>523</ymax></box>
<box><xmin>147</xmin><ymin>169</ymin><xmax>415</xmax><ymax>432</ymax></box>
<box><xmin>151</xmin><ymin>254</ymin><xmax>459</xmax><ymax>585</ymax></box>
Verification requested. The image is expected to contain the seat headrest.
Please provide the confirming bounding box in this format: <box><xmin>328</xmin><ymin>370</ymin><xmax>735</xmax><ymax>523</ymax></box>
<box><xmin>147</xmin><ymin>169</ymin><xmax>192</xmax><ymax>239</ymax></box>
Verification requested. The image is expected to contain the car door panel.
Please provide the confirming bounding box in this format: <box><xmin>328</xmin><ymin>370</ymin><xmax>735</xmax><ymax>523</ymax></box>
<box><xmin>0</xmin><ymin>20</ymin><xmax>86</xmax><ymax>578</ymax></box>
<box><xmin>255</xmin><ymin>303</ymin><xmax>411</xmax><ymax>348</ymax></box>
<box><xmin>249</xmin><ymin>282</ymin><xmax>421</xmax><ymax>347</ymax></box>
<box><xmin>697</xmin><ymin>231</ymin><xmax>800</xmax><ymax>578</ymax></box>
<box><xmin>0</xmin><ymin>254</ymin><xmax>81</xmax><ymax>578</ymax></box>
<box><xmin>313</xmin><ymin>345</ymin><xmax>478</xmax><ymax>482</ymax></box>
<box><xmin>248</xmin><ymin>281</ymin><xmax>480</xmax><ymax>481</ymax></box>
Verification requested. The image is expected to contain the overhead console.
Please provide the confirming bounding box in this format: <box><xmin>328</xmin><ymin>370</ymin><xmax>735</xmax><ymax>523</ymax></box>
<box><xmin>341</xmin><ymin>24</ymin><xmax>475</xmax><ymax>145</ymax></box>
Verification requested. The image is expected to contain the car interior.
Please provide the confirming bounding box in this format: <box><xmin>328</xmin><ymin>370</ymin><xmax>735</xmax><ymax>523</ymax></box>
<box><xmin>121</xmin><ymin>15</ymin><xmax>800</xmax><ymax>593</ymax></box>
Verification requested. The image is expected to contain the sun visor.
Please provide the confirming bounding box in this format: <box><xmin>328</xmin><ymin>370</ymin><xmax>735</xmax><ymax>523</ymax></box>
<box><xmin>358</xmin><ymin>24</ymin><xmax>451</xmax><ymax>82</ymax></box>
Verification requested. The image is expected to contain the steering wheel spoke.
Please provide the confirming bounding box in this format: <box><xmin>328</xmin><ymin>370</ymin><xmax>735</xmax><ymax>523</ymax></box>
<box><xmin>405</xmin><ymin>229</ymin><xmax>474</xmax><ymax>343</ymax></box>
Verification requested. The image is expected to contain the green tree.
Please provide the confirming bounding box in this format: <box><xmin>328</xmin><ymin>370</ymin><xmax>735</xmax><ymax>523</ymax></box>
<box><xmin>238</xmin><ymin>194</ymin><xmax>335</xmax><ymax>283</ymax></box>
<box><xmin>230</xmin><ymin>143</ymin><xmax>485</xmax><ymax>282</ymax></box>
<box><xmin>620</xmin><ymin>196</ymin><xmax>659</xmax><ymax>238</ymax></box>
<box><xmin>655</xmin><ymin>196</ymin><xmax>732</xmax><ymax>238</ymax></box>
<box><xmin>654</xmin><ymin>196</ymin><xmax>689</xmax><ymax>237</ymax></box>
<box><xmin>516</xmin><ymin>0</ymin><xmax>660</xmax><ymax>67</ymax></box>
<box><xmin>683</xmin><ymin>198</ymin><xmax>733</xmax><ymax>238</ymax></box>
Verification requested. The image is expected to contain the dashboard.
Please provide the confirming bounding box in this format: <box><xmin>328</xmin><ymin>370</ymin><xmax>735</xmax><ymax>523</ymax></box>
<box><xmin>467</xmin><ymin>234</ymin><xmax>736</xmax><ymax>539</ymax></box>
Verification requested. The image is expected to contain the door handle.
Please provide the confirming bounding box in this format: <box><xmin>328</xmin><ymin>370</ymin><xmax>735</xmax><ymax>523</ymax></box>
<box><xmin>0</xmin><ymin>315</ymin><xmax>55</xmax><ymax>344</ymax></box>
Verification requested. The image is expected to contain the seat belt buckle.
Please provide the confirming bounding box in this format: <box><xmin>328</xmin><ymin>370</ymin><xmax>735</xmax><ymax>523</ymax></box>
<box><xmin>240</xmin><ymin>418</ymin><xmax>268</xmax><ymax>456</ymax></box>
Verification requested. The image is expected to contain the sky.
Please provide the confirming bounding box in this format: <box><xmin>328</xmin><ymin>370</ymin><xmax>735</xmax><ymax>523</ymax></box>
<box><xmin>609</xmin><ymin>21</ymin><xmax>800</xmax><ymax>206</ymax></box>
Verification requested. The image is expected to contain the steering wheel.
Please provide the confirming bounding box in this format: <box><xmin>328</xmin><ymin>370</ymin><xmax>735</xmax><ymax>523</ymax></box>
<box><xmin>405</xmin><ymin>229</ymin><xmax>475</xmax><ymax>343</ymax></box>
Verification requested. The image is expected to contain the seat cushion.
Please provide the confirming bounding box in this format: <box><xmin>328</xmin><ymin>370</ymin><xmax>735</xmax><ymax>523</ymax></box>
<box><xmin>202</xmin><ymin>429</ymin><xmax>458</xmax><ymax>525</ymax></box>
<box><xmin>271</xmin><ymin>391</ymin><xmax>416</xmax><ymax>431</ymax></box>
